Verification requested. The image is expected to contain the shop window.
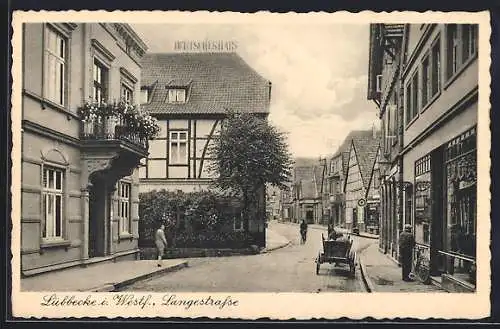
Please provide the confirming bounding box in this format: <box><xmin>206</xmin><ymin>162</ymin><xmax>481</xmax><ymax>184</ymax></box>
<box><xmin>444</xmin><ymin>127</ymin><xmax>477</xmax><ymax>284</ymax></box>
<box><xmin>414</xmin><ymin>154</ymin><xmax>431</xmax><ymax>246</ymax></box>
<box><xmin>42</xmin><ymin>166</ymin><xmax>64</xmax><ymax>240</ymax></box>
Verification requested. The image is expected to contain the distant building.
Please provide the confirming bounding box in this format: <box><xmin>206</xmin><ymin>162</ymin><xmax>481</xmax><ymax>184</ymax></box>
<box><xmin>21</xmin><ymin>23</ymin><xmax>148</xmax><ymax>275</ymax></box>
<box><xmin>325</xmin><ymin>135</ymin><xmax>351</xmax><ymax>227</ymax></box>
<box><xmin>266</xmin><ymin>185</ymin><xmax>281</xmax><ymax>220</ymax></box>
<box><xmin>343</xmin><ymin>129</ymin><xmax>381</xmax><ymax>233</ymax></box>
<box><xmin>287</xmin><ymin>158</ymin><xmax>322</xmax><ymax>224</ymax></box>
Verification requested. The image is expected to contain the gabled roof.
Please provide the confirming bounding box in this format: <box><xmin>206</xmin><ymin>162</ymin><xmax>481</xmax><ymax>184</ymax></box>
<box><xmin>331</xmin><ymin>131</ymin><xmax>365</xmax><ymax>177</ymax></box>
<box><xmin>140</xmin><ymin>52</ymin><xmax>271</xmax><ymax>115</ymax></box>
<box><xmin>293</xmin><ymin>165</ymin><xmax>318</xmax><ymax>200</ymax></box>
<box><xmin>350</xmin><ymin>130</ymin><xmax>381</xmax><ymax>192</ymax></box>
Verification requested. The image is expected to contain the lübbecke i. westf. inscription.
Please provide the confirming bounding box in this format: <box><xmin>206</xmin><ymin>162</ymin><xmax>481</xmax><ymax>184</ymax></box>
<box><xmin>40</xmin><ymin>293</ymin><xmax>240</xmax><ymax>310</ymax></box>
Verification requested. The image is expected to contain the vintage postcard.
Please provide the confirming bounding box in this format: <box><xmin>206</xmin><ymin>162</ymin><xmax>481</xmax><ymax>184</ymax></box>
<box><xmin>10</xmin><ymin>10</ymin><xmax>491</xmax><ymax>319</ymax></box>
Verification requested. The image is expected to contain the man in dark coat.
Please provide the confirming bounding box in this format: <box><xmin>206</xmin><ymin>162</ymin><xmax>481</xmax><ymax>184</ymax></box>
<box><xmin>399</xmin><ymin>224</ymin><xmax>415</xmax><ymax>281</ymax></box>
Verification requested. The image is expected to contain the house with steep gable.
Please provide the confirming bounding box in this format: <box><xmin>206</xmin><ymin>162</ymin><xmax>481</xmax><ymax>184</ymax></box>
<box><xmin>343</xmin><ymin>129</ymin><xmax>381</xmax><ymax>232</ymax></box>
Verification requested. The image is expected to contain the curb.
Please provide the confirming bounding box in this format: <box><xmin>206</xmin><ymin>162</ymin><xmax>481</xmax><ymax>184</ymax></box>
<box><xmin>85</xmin><ymin>261</ymin><xmax>189</xmax><ymax>292</ymax></box>
<box><xmin>261</xmin><ymin>241</ymin><xmax>291</xmax><ymax>253</ymax></box>
<box><xmin>358</xmin><ymin>254</ymin><xmax>376</xmax><ymax>293</ymax></box>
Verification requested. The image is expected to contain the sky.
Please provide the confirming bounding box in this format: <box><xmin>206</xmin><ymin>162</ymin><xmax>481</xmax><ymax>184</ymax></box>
<box><xmin>132</xmin><ymin>23</ymin><xmax>380</xmax><ymax>159</ymax></box>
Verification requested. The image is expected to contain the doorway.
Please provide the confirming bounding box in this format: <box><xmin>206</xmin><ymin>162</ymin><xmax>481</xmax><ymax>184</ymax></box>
<box><xmin>88</xmin><ymin>180</ymin><xmax>106</xmax><ymax>258</ymax></box>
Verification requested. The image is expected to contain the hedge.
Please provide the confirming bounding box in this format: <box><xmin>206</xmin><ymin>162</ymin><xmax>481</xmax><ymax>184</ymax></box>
<box><xmin>139</xmin><ymin>189</ymin><xmax>248</xmax><ymax>248</ymax></box>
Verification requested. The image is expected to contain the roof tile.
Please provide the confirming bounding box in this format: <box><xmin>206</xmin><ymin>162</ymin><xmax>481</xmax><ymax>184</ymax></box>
<box><xmin>140</xmin><ymin>52</ymin><xmax>271</xmax><ymax>115</ymax></box>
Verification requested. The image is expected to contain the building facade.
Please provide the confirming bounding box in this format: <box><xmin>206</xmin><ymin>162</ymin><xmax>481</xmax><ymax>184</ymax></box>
<box><xmin>325</xmin><ymin>141</ymin><xmax>350</xmax><ymax>227</ymax></box>
<box><xmin>288</xmin><ymin>162</ymin><xmax>322</xmax><ymax>224</ymax></box>
<box><xmin>21</xmin><ymin>23</ymin><xmax>149</xmax><ymax>276</ymax></box>
<box><xmin>138</xmin><ymin>53</ymin><xmax>271</xmax><ymax>237</ymax></box>
<box><xmin>401</xmin><ymin>24</ymin><xmax>478</xmax><ymax>292</ymax></box>
<box><xmin>343</xmin><ymin>130</ymin><xmax>381</xmax><ymax>232</ymax></box>
<box><xmin>367</xmin><ymin>24</ymin><xmax>405</xmax><ymax>259</ymax></box>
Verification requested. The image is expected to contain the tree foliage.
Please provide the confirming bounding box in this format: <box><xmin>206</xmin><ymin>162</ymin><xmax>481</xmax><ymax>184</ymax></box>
<box><xmin>207</xmin><ymin>110</ymin><xmax>293</xmax><ymax>231</ymax></box>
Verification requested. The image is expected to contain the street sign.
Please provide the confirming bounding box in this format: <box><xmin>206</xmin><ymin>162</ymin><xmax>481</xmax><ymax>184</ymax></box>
<box><xmin>357</xmin><ymin>198</ymin><xmax>366</xmax><ymax>207</ymax></box>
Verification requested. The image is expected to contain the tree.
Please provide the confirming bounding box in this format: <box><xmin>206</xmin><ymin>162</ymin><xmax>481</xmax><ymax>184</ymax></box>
<box><xmin>207</xmin><ymin>110</ymin><xmax>293</xmax><ymax>232</ymax></box>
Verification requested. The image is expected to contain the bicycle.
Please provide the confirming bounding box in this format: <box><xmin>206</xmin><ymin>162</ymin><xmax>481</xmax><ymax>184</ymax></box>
<box><xmin>410</xmin><ymin>245</ymin><xmax>431</xmax><ymax>284</ymax></box>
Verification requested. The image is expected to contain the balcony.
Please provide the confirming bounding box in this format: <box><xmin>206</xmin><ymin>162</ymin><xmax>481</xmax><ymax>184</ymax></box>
<box><xmin>80</xmin><ymin>116</ymin><xmax>149</xmax><ymax>184</ymax></box>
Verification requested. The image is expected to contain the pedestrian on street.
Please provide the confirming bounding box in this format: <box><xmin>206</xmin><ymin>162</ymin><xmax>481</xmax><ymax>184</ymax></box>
<box><xmin>399</xmin><ymin>224</ymin><xmax>415</xmax><ymax>281</ymax></box>
<box><xmin>300</xmin><ymin>219</ymin><xmax>308</xmax><ymax>244</ymax></box>
<box><xmin>155</xmin><ymin>224</ymin><xmax>168</xmax><ymax>267</ymax></box>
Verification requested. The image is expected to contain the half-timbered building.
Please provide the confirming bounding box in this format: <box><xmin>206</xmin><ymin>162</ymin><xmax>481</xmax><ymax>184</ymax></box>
<box><xmin>138</xmin><ymin>53</ymin><xmax>271</xmax><ymax>193</ymax></box>
<box><xmin>343</xmin><ymin>129</ymin><xmax>381</xmax><ymax>232</ymax></box>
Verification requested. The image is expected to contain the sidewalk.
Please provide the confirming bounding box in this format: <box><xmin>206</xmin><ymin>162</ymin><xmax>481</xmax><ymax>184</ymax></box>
<box><xmin>264</xmin><ymin>226</ymin><xmax>291</xmax><ymax>252</ymax></box>
<box><xmin>359</xmin><ymin>242</ymin><xmax>446</xmax><ymax>293</ymax></box>
<box><xmin>21</xmin><ymin>259</ymin><xmax>188</xmax><ymax>292</ymax></box>
<box><xmin>279</xmin><ymin>220</ymin><xmax>379</xmax><ymax>240</ymax></box>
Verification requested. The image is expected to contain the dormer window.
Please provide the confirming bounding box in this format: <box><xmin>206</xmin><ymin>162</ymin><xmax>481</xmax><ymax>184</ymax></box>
<box><xmin>140</xmin><ymin>88</ymin><xmax>150</xmax><ymax>104</ymax></box>
<box><xmin>166</xmin><ymin>88</ymin><xmax>186</xmax><ymax>103</ymax></box>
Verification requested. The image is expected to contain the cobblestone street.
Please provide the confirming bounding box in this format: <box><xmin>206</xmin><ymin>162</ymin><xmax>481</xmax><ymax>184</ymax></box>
<box><xmin>121</xmin><ymin>222</ymin><xmax>374</xmax><ymax>292</ymax></box>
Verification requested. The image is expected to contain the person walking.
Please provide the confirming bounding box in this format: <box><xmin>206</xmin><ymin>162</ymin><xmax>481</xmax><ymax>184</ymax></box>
<box><xmin>300</xmin><ymin>219</ymin><xmax>308</xmax><ymax>244</ymax></box>
<box><xmin>399</xmin><ymin>224</ymin><xmax>415</xmax><ymax>281</ymax></box>
<box><xmin>155</xmin><ymin>224</ymin><xmax>168</xmax><ymax>267</ymax></box>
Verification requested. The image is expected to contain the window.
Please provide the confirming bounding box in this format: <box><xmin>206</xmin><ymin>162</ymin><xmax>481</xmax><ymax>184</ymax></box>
<box><xmin>166</xmin><ymin>88</ymin><xmax>186</xmax><ymax>103</ymax></box>
<box><xmin>444</xmin><ymin>127</ymin><xmax>477</xmax><ymax>284</ymax></box>
<box><xmin>446</xmin><ymin>24</ymin><xmax>478</xmax><ymax>80</ymax></box>
<box><xmin>44</xmin><ymin>27</ymin><xmax>66</xmax><ymax>105</ymax></box>
<box><xmin>118</xmin><ymin>181</ymin><xmax>131</xmax><ymax>234</ymax></box>
<box><xmin>93</xmin><ymin>60</ymin><xmax>108</xmax><ymax>103</ymax></box>
<box><xmin>121</xmin><ymin>84</ymin><xmax>133</xmax><ymax>103</ymax></box>
<box><xmin>414</xmin><ymin>155</ymin><xmax>432</xmax><ymax>246</ymax></box>
<box><xmin>42</xmin><ymin>167</ymin><xmax>64</xmax><ymax>239</ymax></box>
<box><xmin>169</xmin><ymin>131</ymin><xmax>188</xmax><ymax>164</ymax></box>
<box><xmin>140</xmin><ymin>89</ymin><xmax>149</xmax><ymax>104</ymax></box>
<box><xmin>412</xmin><ymin>72</ymin><xmax>419</xmax><ymax>118</ymax></box>
<box><xmin>431</xmin><ymin>39</ymin><xmax>441</xmax><ymax>97</ymax></box>
<box><xmin>405</xmin><ymin>71</ymin><xmax>419</xmax><ymax>125</ymax></box>
<box><xmin>462</xmin><ymin>25</ymin><xmax>478</xmax><ymax>64</ymax></box>
<box><xmin>447</xmin><ymin>24</ymin><xmax>459</xmax><ymax>79</ymax></box>
<box><xmin>422</xmin><ymin>56</ymin><xmax>431</xmax><ymax>106</ymax></box>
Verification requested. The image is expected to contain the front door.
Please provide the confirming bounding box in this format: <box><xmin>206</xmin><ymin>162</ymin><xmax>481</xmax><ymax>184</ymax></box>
<box><xmin>88</xmin><ymin>181</ymin><xmax>106</xmax><ymax>258</ymax></box>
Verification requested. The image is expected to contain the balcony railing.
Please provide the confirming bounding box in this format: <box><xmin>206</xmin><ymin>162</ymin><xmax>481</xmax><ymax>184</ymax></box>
<box><xmin>80</xmin><ymin>116</ymin><xmax>148</xmax><ymax>149</ymax></box>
